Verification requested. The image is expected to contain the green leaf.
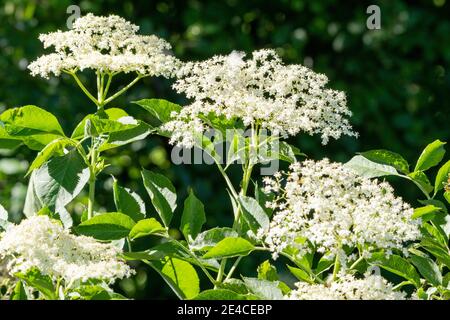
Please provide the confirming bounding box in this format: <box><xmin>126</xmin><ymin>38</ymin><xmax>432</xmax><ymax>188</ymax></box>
<box><xmin>98</xmin><ymin>121</ymin><xmax>152</xmax><ymax>151</ymax></box>
<box><xmin>76</xmin><ymin>212</ymin><xmax>136</xmax><ymax>240</ymax></box>
<box><xmin>238</xmin><ymin>195</ymin><xmax>270</xmax><ymax>234</ymax></box>
<box><xmin>408</xmin><ymin>171</ymin><xmax>434</xmax><ymax>194</ymax></box>
<box><xmin>27</xmin><ymin>138</ymin><xmax>76</xmax><ymax>176</ymax></box>
<box><xmin>369</xmin><ymin>252</ymin><xmax>421</xmax><ymax>288</ymax></box>
<box><xmin>113</xmin><ymin>179</ymin><xmax>146</xmax><ymax>222</ymax></box>
<box><xmin>445</xmin><ymin>192</ymin><xmax>450</xmax><ymax>205</ymax></box>
<box><xmin>415</xmin><ymin>140</ymin><xmax>446</xmax><ymax>172</ymax></box>
<box><xmin>24</xmin><ymin>149</ymin><xmax>90</xmax><ymax>228</ymax></box>
<box><xmin>189</xmin><ymin>227</ymin><xmax>238</xmax><ymax>251</ymax></box>
<box><xmin>150</xmin><ymin>257</ymin><xmax>199</xmax><ymax>300</ymax></box>
<box><xmin>203</xmin><ymin>237</ymin><xmax>254</xmax><ymax>259</ymax></box>
<box><xmin>0</xmin><ymin>125</ymin><xmax>22</xmax><ymax>150</ymax></box>
<box><xmin>71</xmin><ymin>112</ymin><xmax>135</xmax><ymax>140</ymax></box>
<box><xmin>243</xmin><ymin>277</ymin><xmax>283</xmax><ymax>300</ymax></box>
<box><xmin>10</xmin><ymin>281</ymin><xmax>28</xmax><ymax>300</ymax></box>
<box><xmin>193</xmin><ymin>289</ymin><xmax>247</xmax><ymax>300</ymax></box>
<box><xmin>258</xmin><ymin>260</ymin><xmax>291</xmax><ymax>294</ymax></box>
<box><xmin>344</xmin><ymin>155</ymin><xmax>399</xmax><ymax>178</ymax></box>
<box><xmin>129</xmin><ymin>218</ymin><xmax>166</xmax><ymax>240</ymax></box>
<box><xmin>409</xmin><ymin>250</ymin><xmax>442</xmax><ymax>287</ymax></box>
<box><xmin>0</xmin><ymin>105</ymin><xmax>65</xmax><ymax>137</ymax></box>
<box><xmin>133</xmin><ymin>99</ymin><xmax>182</xmax><ymax>124</ymax></box>
<box><xmin>360</xmin><ymin>149</ymin><xmax>410</xmax><ymax>174</ymax></box>
<box><xmin>123</xmin><ymin>239</ymin><xmax>220</xmax><ymax>271</ymax></box>
<box><xmin>412</xmin><ymin>205</ymin><xmax>442</xmax><ymax>220</ymax></box>
<box><xmin>180</xmin><ymin>190</ymin><xmax>206</xmax><ymax>241</ymax></box>
<box><xmin>287</xmin><ymin>265</ymin><xmax>313</xmax><ymax>283</ymax></box>
<box><xmin>141</xmin><ymin>169</ymin><xmax>177</xmax><ymax>228</ymax></box>
<box><xmin>15</xmin><ymin>268</ymin><xmax>56</xmax><ymax>300</ymax></box>
<box><xmin>257</xmin><ymin>260</ymin><xmax>278</xmax><ymax>281</ymax></box>
<box><xmin>259</xmin><ymin>140</ymin><xmax>301</xmax><ymax>164</ymax></box>
<box><xmin>435</xmin><ymin>160</ymin><xmax>450</xmax><ymax>195</ymax></box>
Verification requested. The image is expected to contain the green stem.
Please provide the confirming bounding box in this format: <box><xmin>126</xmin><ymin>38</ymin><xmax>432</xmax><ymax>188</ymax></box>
<box><xmin>102</xmin><ymin>73</ymin><xmax>113</xmax><ymax>100</ymax></box>
<box><xmin>349</xmin><ymin>255</ymin><xmax>364</xmax><ymax>270</ymax></box>
<box><xmin>332</xmin><ymin>250</ymin><xmax>341</xmax><ymax>281</ymax></box>
<box><xmin>67</xmin><ymin>71</ymin><xmax>99</xmax><ymax>106</ymax></box>
<box><xmin>225</xmin><ymin>257</ymin><xmax>242</xmax><ymax>281</ymax></box>
<box><xmin>103</xmin><ymin>75</ymin><xmax>142</xmax><ymax>105</ymax></box>
<box><xmin>214</xmin><ymin>260</ymin><xmax>227</xmax><ymax>289</ymax></box>
<box><xmin>87</xmin><ymin>145</ymin><xmax>98</xmax><ymax>220</ymax></box>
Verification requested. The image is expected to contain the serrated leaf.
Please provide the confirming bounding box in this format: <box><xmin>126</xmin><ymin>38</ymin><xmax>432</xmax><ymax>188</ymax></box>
<box><xmin>10</xmin><ymin>281</ymin><xmax>28</xmax><ymax>300</ymax></box>
<box><xmin>369</xmin><ymin>252</ymin><xmax>421</xmax><ymax>288</ymax></box>
<box><xmin>141</xmin><ymin>169</ymin><xmax>177</xmax><ymax>228</ymax></box>
<box><xmin>0</xmin><ymin>105</ymin><xmax>65</xmax><ymax>137</ymax></box>
<box><xmin>113</xmin><ymin>179</ymin><xmax>146</xmax><ymax>222</ymax></box>
<box><xmin>360</xmin><ymin>149</ymin><xmax>410</xmax><ymax>174</ymax></box>
<box><xmin>435</xmin><ymin>160</ymin><xmax>450</xmax><ymax>195</ymax></box>
<box><xmin>76</xmin><ymin>212</ymin><xmax>136</xmax><ymax>240</ymax></box>
<box><xmin>129</xmin><ymin>218</ymin><xmax>166</xmax><ymax>240</ymax></box>
<box><xmin>243</xmin><ymin>277</ymin><xmax>283</xmax><ymax>300</ymax></box>
<box><xmin>180</xmin><ymin>190</ymin><xmax>206</xmax><ymax>241</ymax></box>
<box><xmin>344</xmin><ymin>155</ymin><xmax>399</xmax><ymax>178</ymax></box>
<box><xmin>15</xmin><ymin>268</ymin><xmax>56</xmax><ymax>300</ymax></box>
<box><xmin>150</xmin><ymin>257</ymin><xmax>200</xmax><ymax>300</ymax></box>
<box><xmin>133</xmin><ymin>99</ymin><xmax>181</xmax><ymax>124</ymax></box>
<box><xmin>193</xmin><ymin>289</ymin><xmax>247</xmax><ymax>300</ymax></box>
<box><xmin>24</xmin><ymin>149</ymin><xmax>90</xmax><ymax>228</ymax></box>
<box><xmin>27</xmin><ymin>138</ymin><xmax>76</xmax><ymax>176</ymax></box>
<box><xmin>203</xmin><ymin>237</ymin><xmax>254</xmax><ymax>259</ymax></box>
<box><xmin>415</xmin><ymin>140</ymin><xmax>446</xmax><ymax>172</ymax></box>
<box><xmin>412</xmin><ymin>205</ymin><xmax>442</xmax><ymax>220</ymax></box>
<box><xmin>409</xmin><ymin>250</ymin><xmax>442</xmax><ymax>287</ymax></box>
<box><xmin>98</xmin><ymin>121</ymin><xmax>152</xmax><ymax>151</ymax></box>
<box><xmin>190</xmin><ymin>227</ymin><xmax>238</xmax><ymax>251</ymax></box>
<box><xmin>408</xmin><ymin>171</ymin><xmax>434</xmax><ymax>194</ymax></box>
<box><xmin>257</xmin><ymin>260</ymin><xmax>278</xmax><ymax>281</ymax></box>
<box><xmin>287</xmin><ymin>265</ymin><xmax>313</xmax><ymax>283</ymax></box>
<box><xmin>238</xmin><ymin>195</ymin><xmax>270</xmax><ymax>234</ymax></box>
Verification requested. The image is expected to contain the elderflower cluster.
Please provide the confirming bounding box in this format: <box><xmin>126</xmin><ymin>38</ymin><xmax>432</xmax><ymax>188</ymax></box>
<box><xmin>0</xmin><ymin>215</ymin><xmax>132</xmax><ymax>284</ymax></box>
<box><xmin>28</xmin><ymin>13</ymin><xmax>179</xmax><ymax>78</ymax></box>
<box><xmin>163</xmin><ymin>49</ymin><xmax>357</xmax><ymax>147</ymax></box>
<box><xmin>259</xmin><ymin>159</ymin><xmax>421</xmax><ymax>258</ymax></box>
<box><xmin>287</xmin><ymin>274</ymin><xmax>409</xmax><ymax>300</ymax></box>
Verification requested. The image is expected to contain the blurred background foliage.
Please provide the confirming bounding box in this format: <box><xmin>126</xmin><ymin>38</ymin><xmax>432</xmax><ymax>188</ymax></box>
<box><xmin>0</xmin><ymin>0</ymin><xmax>449</xmax><ymax>299</ymax></box>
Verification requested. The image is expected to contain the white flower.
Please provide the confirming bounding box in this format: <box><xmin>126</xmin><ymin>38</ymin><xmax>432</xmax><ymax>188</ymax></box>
<box><xmin>163</xmin><ymin>49</ymin><xmax>357</xmax><ymax>148</ymax></box>
<box><xmin>0</xmin><ymin>215</ymin><xmax>133</xmax><ymax>284</ymax></box>
<box><xmin>259</xmin><ymin>159</ymin><xmax>421</xmax><ymax>258</ymax></box>
<box><xmin>288</xmin><ymin>274</ymin><xmax>409</xmax><ymax>300</ymax></box>
<box><xmin>28</xmin><ymin>13</ymin><xmax>180</xmax><ymax>78</ymax></box>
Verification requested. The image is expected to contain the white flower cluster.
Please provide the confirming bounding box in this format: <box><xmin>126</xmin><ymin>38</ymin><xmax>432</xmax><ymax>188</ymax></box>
<box><xmin>260</xmin><ymin>159</ymin><xmax>421</xmax><ymax>258</ymax></box>
<box><xmin>0</xmin><ymin>215</ymin><xmax>132</xmax><ymax>284</ymax></box>
<box><xmin>288</xmin><ymin>274</ymin><xmax>409</xmax><ymax>300</ymax></box>
<box><xmin>163</xmin><ymin>49</ymin><xmax>356</xmax><ymax>147</ymax></box>
<box><xmin>28</xmin><ymin>13</ymin><xmax>179</xmax><ymax>78</ymax></box>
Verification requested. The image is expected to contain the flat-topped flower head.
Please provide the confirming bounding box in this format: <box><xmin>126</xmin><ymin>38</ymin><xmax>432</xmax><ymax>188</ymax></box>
<box><xmin>259</xmin><ymin>159</ymin><xmax>421</xmax><ymax>258</ymax></box>
<box><xmin>28</xmin><ymin>13</ymin><xmax>179</xmax><ymax>78</ymax></box>
<box><xmin>288</xmin><ymin>274</ymin><xmax>409</xmax><ymax>300</ymax></box>
<box><xmin>163</xmin><ymin>49</ymin><xmax>357</xmax><ymax>148</ymax></box>
<box><xmin>0</xmin><ymin>215</ymin><xmax>132</xmax><ymax>285</ymax></box>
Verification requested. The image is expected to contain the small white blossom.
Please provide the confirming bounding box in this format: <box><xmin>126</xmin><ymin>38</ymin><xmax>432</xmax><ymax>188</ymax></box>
<box><xmin>259</xmin><ymin>159</ymin><xmax>421</xmax><ymax>258</ymax></box>
<box><xmin>28</xmin><ymin>13</ymin><xmax>180</xmax><ymax>78</ymax></box>
<box><xmin>163</xmin><ymin>49</ymin><xmax>357</xmax><ymax>148</ymax></box>
<box><xmin>0</xmin><ymin>215</ymin><xmax>133</xmax><ymax>284</ymax></box>
<box><xmin>288</xmin><ymin>274</ymin><xmax>409</xmax><ymax>300</ymax></box>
